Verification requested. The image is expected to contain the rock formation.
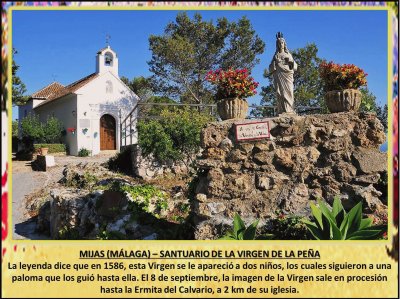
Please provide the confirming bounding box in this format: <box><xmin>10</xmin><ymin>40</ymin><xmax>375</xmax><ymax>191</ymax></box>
<box><xmin>37</xmin><ymin>162</ymin><xmax>190</xmax><ymax>240</ymax></box>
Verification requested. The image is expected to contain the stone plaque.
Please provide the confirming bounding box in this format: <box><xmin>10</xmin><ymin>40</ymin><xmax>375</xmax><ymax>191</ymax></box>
<box><xmin>79</xmin><ymin>119</ymin><xmax>90</xmax><ymax>128</ymax></box>
<box><xmin>235</xmin><ymin>121</ymin><xmax>270</xmax><ymax>141</ymax></box>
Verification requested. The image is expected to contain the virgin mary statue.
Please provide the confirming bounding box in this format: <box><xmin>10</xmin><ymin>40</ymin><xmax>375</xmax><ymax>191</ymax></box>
<box><xmin>269</xmin><ymin>32</ymin><xmax>297</xmax><ymax>114</ymax></box>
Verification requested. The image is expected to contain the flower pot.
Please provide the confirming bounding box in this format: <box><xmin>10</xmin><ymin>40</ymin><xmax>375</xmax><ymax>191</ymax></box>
<box><xmin>217</xmin><ymin>98</ymin><xmax>248</xmax><ymax>120</ymax></box>
<box><xmin>40</xmin><ymin>147</ymin><xmax>49</xmax><ymax>156</ymax></box>
<box><xmin>324</xmin><ymin>89</ymin><xmax>362</xmax><ymax>113</ymax></box>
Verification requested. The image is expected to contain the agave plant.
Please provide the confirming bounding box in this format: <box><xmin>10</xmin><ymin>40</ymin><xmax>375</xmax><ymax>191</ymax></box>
<box><xmin>303</xmin><ymin>197</ymin><xmax>386</xmax><ymax>240</ymax></box>
<box><xmin>219</xmin><ymin>213</ymin><xmax>260</xmax><ymax>240</ymax></box>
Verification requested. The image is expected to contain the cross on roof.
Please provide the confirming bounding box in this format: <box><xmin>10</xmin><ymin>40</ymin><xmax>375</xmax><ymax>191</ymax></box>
<box><xmin>106</xmin><ymin>34</ymin><xmax>111</xmax><ymax>47</ymax></box>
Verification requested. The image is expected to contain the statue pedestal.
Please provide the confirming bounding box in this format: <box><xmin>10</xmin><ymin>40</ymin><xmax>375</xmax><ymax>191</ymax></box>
<box><xmin>278</xmin><ymin>112</ymin><xmax>297</xmax><ymax>116</ymax></box>
<box><xmin>34</xmin><ymin>155</ymin><xmax>56</xmax><ymax>171</ymax></box>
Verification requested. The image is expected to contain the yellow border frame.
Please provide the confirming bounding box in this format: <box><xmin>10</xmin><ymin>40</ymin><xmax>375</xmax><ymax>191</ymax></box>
<box><xmin>7</xmin><ymin>5</ymin><xmax>394</xmax><ymax>247</ymax></box>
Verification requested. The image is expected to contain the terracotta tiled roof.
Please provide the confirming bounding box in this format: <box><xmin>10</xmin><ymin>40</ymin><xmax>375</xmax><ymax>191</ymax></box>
<box><xmin>34</xmin><ymin>73</ymin><xmax>99</xmax><ymax>109</ymax></box>
<box><xmin>31</xmin><ymin>82</ymin><xmax>65</xmax><ymax>99</ymax></box>
<box><xmin>64</xmin><ymin>73</ymin><xmax>99</xmax><ymax>94</ymax></box>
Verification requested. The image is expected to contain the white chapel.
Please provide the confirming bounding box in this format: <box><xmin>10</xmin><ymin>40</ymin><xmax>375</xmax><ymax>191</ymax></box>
<box><xmin>19</xmin><ymin>46</ymin><xmax>139</xmax><ymax>156</ymax></box>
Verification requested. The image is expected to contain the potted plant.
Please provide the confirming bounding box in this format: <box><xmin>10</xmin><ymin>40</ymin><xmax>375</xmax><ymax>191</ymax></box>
<box><xmin>319</xmin><ymin>61</ymin><xmax>367</xmax><ymax>113</ymax></box>
<box><xmin>206</xmin><ymin>68</ymin><xmax>259</xmax><ymax>120</ymax></box>
<box><xmin>39</xmin><ymin>147</ymin><xmax>49</xmax><ymax>156</ymax></box>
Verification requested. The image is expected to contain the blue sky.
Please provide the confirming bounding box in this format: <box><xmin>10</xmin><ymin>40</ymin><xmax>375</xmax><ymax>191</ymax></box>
<box><xmin>11</xmin><ymin>9</ymin><xmax>388</xmax><ymax>120</ymax></box>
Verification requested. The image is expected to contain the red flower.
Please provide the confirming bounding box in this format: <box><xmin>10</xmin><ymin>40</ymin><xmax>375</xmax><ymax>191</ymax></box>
<box><xmin>319</xmin><ymin>61</ymin><xmax>367</xmax><ymax>91</ymax></box>
<box><xmin>206</xmin><ymin>68</ymin><xmax>259</xmax><ymax>101</ymax></box>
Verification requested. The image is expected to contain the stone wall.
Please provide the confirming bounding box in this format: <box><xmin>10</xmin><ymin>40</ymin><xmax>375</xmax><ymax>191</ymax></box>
<box><xmin>192</xmin><ymin>112</ymin><xmax>387</xmax><ymax>239</ymax></box>
<box><xmin>129</xmin><ymin>145</ymin><xmax>190</xmax><ymax>180</ymax></box>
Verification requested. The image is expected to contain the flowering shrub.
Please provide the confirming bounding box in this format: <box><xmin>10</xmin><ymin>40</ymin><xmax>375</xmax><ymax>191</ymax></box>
<box><xmin>319</xmin><ymin>61</ymin><xmax>367</xmax><ymax>91</ymax></box>
<box><xmin>206</xmin><ymin>68</ymin><xmax>259</xmax><ymax>101</ymax></box>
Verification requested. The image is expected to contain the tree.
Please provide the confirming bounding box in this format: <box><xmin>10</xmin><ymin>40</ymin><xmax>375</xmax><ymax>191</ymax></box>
<box><xmin>359</xmin><ymin>86</ymin><xmax>378</xmax><ymax>112</ymax></box>
<box><xmin>291</xmin><ymin>43</ymin><xmax>324</xmax><ymax>109</ymax></box>
<box><xmin>140</xmin><ymin>96</ymin><xmax>177</xmax><ymax>118</ymax></box>
<box><xmin>42</xmin><ymin>116</ymin><xmax>64</xmax><ymax>143</ymax></box>
<box><xmin>376</xmin><ymin>104</ymin><xmax>388</xmax><ymax>132</ymax></box>
<box><xmin>12</xmin><ymin>120</ymin><xmax>19</xmax><ymax>137</ymax></box>
<box><xmin>121</xmin><ymin>76</ymin><xmax>179</xmax><ymax>117</ymax></box>
<box><xmin>219</xmin><ymin>17</ymin><xmax>266</xmax><ymax>71</ymax></box>
<box><xmin>253</xmin><ymin>43</ymin><xmax>324</xmax><ymax>117</ymax></box>
<box><xmin>12</xmin><ymin>48</ymin><xmax>28</xmax><ymax>106</ymax></box>
<box><xmin>20</xmin><ymin>114</ymin><xmax>64</xmax><ymax>146</ymax></box>
<box><xmin>148</xmin><ymin>12</ymin><xmax>265</xmax><ymax>105</ymax></box>
<box><xmin>20</xmin><ymin>114</ymin><xmax>44</xmax><ymax>147</ymax></box>
<box><xmin>121</xmin><ymin>76</ymin><xmax>153</xmax><ymax>101</ymax></box>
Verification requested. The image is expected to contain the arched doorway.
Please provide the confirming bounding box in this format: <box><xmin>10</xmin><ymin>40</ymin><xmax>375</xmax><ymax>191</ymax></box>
<box><xmin>100</xmin><ymin>114</ymin><xmax>116</xmax><ymax>150</ymax></box>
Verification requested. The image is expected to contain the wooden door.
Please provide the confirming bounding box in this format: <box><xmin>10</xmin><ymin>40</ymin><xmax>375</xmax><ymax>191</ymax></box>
<box><xmin>100</xmin><ymin>114</ymin><xmax>116</xmax><ymax>150</ymax></box>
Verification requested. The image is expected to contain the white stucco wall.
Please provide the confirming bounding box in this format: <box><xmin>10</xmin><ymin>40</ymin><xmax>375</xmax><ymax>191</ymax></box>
<box><xmin>34</xmin><ymin>94</ymin><xmax>78</xmax><ymax>155</ymax></box>
<box><xmin>32</xmin><ymin>99</ymin><xmax>46</xmax><ymax>108</ymax></box>
<box><xmin>19</xmin><ymin>99</ymin><xmax>48</xmax><ymax>117</ymax></box>
<box><xmin>18</xmin><ymin>100</ymin><xmax>33</xmax><ymax>119</ymax></box>
<box><xmin>75</xmin><ymin>72</ymin><xmax>139</xmax><ymax>156</ymax></box>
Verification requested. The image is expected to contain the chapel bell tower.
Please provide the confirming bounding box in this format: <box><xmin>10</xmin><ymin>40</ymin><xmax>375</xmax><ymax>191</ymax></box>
<box><xmin>96</xmin><ymin>45</ymin><xmax>119</xmax><ymax>77</ymax></box>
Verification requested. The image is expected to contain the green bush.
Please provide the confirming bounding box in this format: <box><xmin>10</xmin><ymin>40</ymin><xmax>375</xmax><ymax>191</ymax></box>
<box><xmin>303</xmin><ymin>197</ymin><xmax>387</xmax><ymax>240</ymax></box>
<box><xmin>42</xmin><ymin>116</ymin><xmax>63</xmax><ymax>143</ymax></box>
<box><xmin>78</xmin><ymin>148</ymin><xmax>91</xmax><ymax>157</ymax></box>
<box><xmin>178</xmin><ymin>202</ymin><xmax>190</xmax><ymax>213</ymax></box>
<box><xmin>156</xmin><ymin>198</ymin><xmax>169</xmax><ymax>211</ymax></box>
<box><xmin>64</xmin><ymin>171</ymin><xmax>98</xmax><ymax>191</ymax></box>
<box><xmin>34</xmin><ymin>144</ymin><xmax>66</xmax><ymax>153</ymax></box>
<box><xmin>20</xmin><ymin>114</ymin><xmax>44</xmax><ymax>144</ymax></box>
<box><xmin>137</xmin><ymin>107</ymin><xmax>211</xmax><ymax>165</ymax></box>
<box><xmin>122</xmin><ymin>184</ymin><xmax>166</xmax><ymax>203</ymax></box>
<box><xmin>116</xmin><ymin>183</ymin><xmax>167</xmax><ymax>216</ymax></box>
<box><xmin>20</xmin><ymin>114</ymin><xmax>64</xmax><ymax>144</ymax></box>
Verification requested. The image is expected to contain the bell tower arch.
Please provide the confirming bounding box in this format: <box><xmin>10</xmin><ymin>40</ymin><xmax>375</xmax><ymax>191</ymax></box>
<box><xmin>96</xmin><ymin>46</ymin><xmax>119</xmax><ymax>77</ymax></box>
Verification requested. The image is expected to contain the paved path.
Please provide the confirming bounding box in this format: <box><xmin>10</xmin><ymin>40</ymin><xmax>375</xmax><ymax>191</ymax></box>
<box><xmin>12</xmin><ymin>171</ymin><xmax>50</xmax><ymax>239</ymax></box>
<box><xmin>12</xmin><ymin>151</ymin><xmax>117</xmax><ymax>240</ymax></box>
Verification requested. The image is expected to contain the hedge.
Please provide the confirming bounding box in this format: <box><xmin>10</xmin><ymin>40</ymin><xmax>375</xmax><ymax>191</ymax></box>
<box><xmin>34</xmin><ymin>144</ymin><xmax>66</xmax><ymax>153</ymax></box>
